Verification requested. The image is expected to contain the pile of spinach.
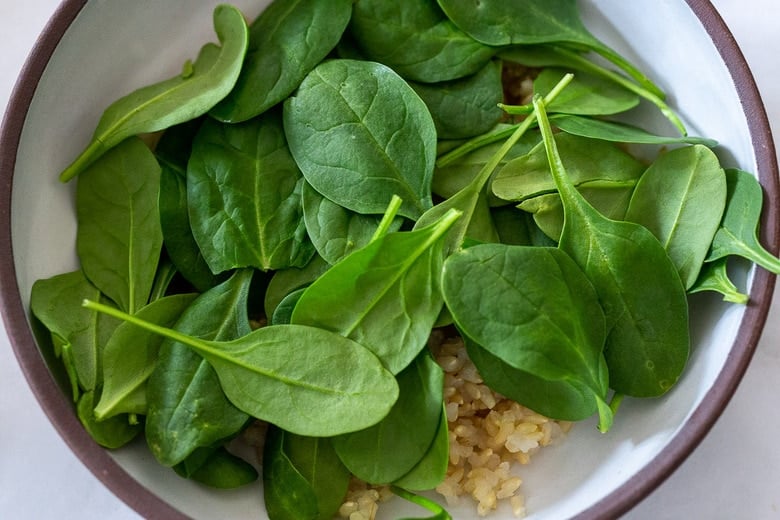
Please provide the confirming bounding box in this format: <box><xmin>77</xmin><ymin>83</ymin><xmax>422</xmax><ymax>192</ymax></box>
<box><xmin>30</xmin><ymin>1</ymin><xmax>778</xmax><ymax>517</ymax></box>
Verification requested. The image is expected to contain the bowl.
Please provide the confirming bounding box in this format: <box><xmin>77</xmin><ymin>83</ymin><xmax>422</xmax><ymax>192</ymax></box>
<box><xmin>0</xmin><ymin>1</ymin><xmax>777</xmax><ymax>519</ymax></box>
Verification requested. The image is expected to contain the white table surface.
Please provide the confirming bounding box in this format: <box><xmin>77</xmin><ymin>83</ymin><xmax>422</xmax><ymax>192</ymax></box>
<box><xmin>2</xmin><ymin>1</ymin><xmax>779</xmax><ymax>519</ymax></box>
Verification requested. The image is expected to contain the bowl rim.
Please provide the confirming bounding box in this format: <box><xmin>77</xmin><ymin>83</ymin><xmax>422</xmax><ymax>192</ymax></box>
<box><xmin>0</xmin><ymin>1</ymin><xmax>776</xmax><ymax>519</ymax></box>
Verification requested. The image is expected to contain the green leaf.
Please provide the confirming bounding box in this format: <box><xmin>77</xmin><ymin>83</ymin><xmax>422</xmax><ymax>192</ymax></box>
<box><xmin>349</xmin><ymin>0</ymin><xmax>495</xmax><ymax>83</ymax></box>
<box><xmin>174</xmin><ymin>446</ymin><xmax>258</xmax><ymax>489</ymax></box>
<box><xmin>263</xmin><ymin>254</ymin><xmax>330</xmax><ymax>319</ymax></box>
<box><xmin>84</xmin><ymin>301</ymin><xmax>400</xmax><ymax>437</ymax></box>
<box><xmin>551</xmin><ymin>114</ymin><xmax>717</xmax><ymax>146</ymax></box>
<box><xmin>688</xmin><ymin>257</ymin><xmax>749</xmax><ymax>304</ymax></box>
<box><xmin>156</xmin><ymin>120</ymin><xmax>226</xmax><ymax>292</ymax></box>
<box><xmin>333</xmin><ymin>353</ymin><xmax>444</xmax><ymax>484</ymax></box>
<box><xmin>301</xmin><ymin>181</ymin><xmax>403</xmax><ymax>265</ymax></box>
<box><xmin>263</xmin><ymin>427</ymin><xmax>320</xmax><ymax>520</ymax></box>
<box><xmin>626</xmin><ymin>145</ymin><xmax>727</xmax><ymax>289</ymax></box>
<box><xmin>59</xmin><ymin>5</ymin><xmax>249</xmax><ymax>181</ymax></box>
<box><xmin>284</xmin><ymin>59</ymin><xmax>437</xmax><ymax>220</ymax></box>
<box><xmin>534</xmin><ymin>95</ymin><xmax>689</xmax><ymax>398</ymax></box>
<box><xmin>30</xmin><ymin>271</ymin><xmax>119</xmax><ymax>398</ymax></box>
<box><xmin>187</xmin><ymin>108</ymin><xmax>314</xmax><ymax>273</ymax></box>
<box><xmin>529</xmin><ymin>68</ymin><xmax>639</xmax><ymax>116</ymax></box>
<box><xmin>76</xmin><ymin>137</ymin><xmax>163</xmax><ymax>314</ymax></box>
<box><xmin>442</xmin><ymin>244</ymin><xmax>610</xmax><ymax>427</ymax></box>
<box><xmin>94</xmin><ymin>293</ymin><xmax>197</xmax><ymax>420</ymax></box>
<box><xmin>291</xmin><ymin>209</ymin><xmax>460</xmax><ymax>374</ymax></box>
<box><xmin>77</xmin><ymin>390</ymin><xmax>141</xmax><ymax>449</ymax></box>
<box><xmin>211</xmin><ymin>0</ymin><xmax>353</xmax><ymax>123</ymax></box>
<box><xmin>392</xmin><ymin>404</ymin><xmax>449</xmax><ymax>491</ymax></box>
<box><xmin>145</xmin><ymin>270</ymin><xmax>254</xmax><ymax>466</ymax></box>
<box><xmin>706</xmin><ymin>168</ymin><xmax>780</xmax><ymax>273</ymax></box>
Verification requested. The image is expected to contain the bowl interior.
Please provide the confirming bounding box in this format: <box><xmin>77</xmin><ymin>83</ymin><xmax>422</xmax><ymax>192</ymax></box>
<box><xmin>5</xmin><ymin>0</ymin><xmax>775</xmax><ymax>519</ymax></box>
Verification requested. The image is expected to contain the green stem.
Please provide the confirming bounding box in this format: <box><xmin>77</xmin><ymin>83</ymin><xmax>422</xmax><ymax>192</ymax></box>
<box><xmin>436</xmin><ymin>73</ymin><xmax>574</xmax><ymax>168</ymax></box>
<box><xmin>390</xmin><ymin>486</ymin><xmax>452</xmax><ymax>519</ymax></box>
<box><xmin>553</xmin><ymin>46</ymin><xmax>686</xmax><ymax>136</ymax></box>
<box><xmin>732</xmin><ymin>237</ymin><xmax>780</xmax><ymax>275</ymax></box>
<box><xmin>371</xmin><ymin>194</ymin><xmax>404</xmax><ymax>242</ymax></box>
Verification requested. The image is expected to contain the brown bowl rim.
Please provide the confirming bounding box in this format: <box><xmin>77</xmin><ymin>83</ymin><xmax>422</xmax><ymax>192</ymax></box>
<box><xmin>0</xmin><ymin>1</ymin><xmax>776</xmax><ymax>519</ymax></box>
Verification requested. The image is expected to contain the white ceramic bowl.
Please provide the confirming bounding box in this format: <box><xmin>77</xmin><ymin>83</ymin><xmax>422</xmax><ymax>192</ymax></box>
<box><xmin>1</xmin><ymin>1</ymin><xmax>777</xmax><ymax>519</ymax></box>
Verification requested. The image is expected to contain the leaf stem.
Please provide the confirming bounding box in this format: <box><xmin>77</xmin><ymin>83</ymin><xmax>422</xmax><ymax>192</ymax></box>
<box><xmin>436</xmin><ymin>73</ymin><xmax>574</xmax><ymax>168</ymax></box>
<box><xmin>390</xmin><ymin>486</ymin><xmax>452</xmax><ymax>519</ymax></box>
<box><xmin>371</xmin><ymin>195</ymin><xmax>404</xmax><ymax>242</ymax></box>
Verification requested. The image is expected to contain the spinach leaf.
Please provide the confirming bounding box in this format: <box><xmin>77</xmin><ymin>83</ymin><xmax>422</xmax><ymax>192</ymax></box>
<box><xmin>84</xmin><ymin>300</ymin><xmax>399</xmax><ymax>437</ymax></box>
<box><xmin>77</xmin><ymin>390</ymin><xmax>141</xmax><ymax>449</ymax></box>
<box><xmin>493</xmin><ymin>133</ymin><xmax>645</xmax><ymax>204</ymax></box>
<box><xmin>688</xmin><ymin>258</ymin><xmax>749</xmax><ymax>304</ymax></box>
<box><xmin>442</xmin><ymin>244</ymin><xmax>611</xmax><ymax>429</ymax></box>
<box><xmin>94</xmin><ymin>293</ymin><xmax>197</xmax><ymax>420</ymax></box>
<box><xmin>263</xmin><ymin>427</ymin><xmax>320</xmax><ymax>520</ymax></box>
<box><xmin>301</xmin><ymin>181</ymin><xmax>403</xmax><ymax>265</ymax></box>
<box><xmin>156</xmin><ymin>120</ymin><xmax>225</xmax><ymax>292</ymax></box>
<box><xmin>145</xmin><ymin>269</ymin><xmax>254</xmax><ymax>466</ymax></box>
<box><xmin>187</xmin><ymin>108</ymin><xmax>314</xmax><ymax>273</ymax></box>
<box><xmin>409</xmin><ymin>59</ymin><xmax>503</xmax><ymax>140</ymax></box>
<box><xmin>280</xmin><ymin>429</ymin><xmax>351</xmax><ymax>520</ymax></box>
<box><xmin>491</xmin><ymin>205</ymin><xmax>557</xmax><ymax>247</ymax></box>
<box><xmin>526</xmin><ymin>68</ymin><xmax>640</xmax><ymax>116</ymax></box>
<box><xmin>30</xmin><ymin>271</ymin><xmax>119</xmax><ymax>399</ymax></box>
<box><xmin>76</xmin><ymin>137</ymin><xmax>163</xmax><ymax>314</ymax></box>
<box><xmin>349</xmin><ymin>0</ymin><xmax>495</xmax><ymax>83</ymax></box>
<box><xmin>271</xmin><ymin>287</ymin><xmax>307</xmax><ymax>326</ymax></box>
<box><xmin>263</xmin><ymin>254</ymin><xmax>330</xmax><ymax>319</ymax></box>
<box><xmin>533</xmin><ymin>95</ymin><xmax>689</xmax><ymax>398</ymax></box>
<box><xmin>499</xmin><ymin>45</ymin><xmax>686</xmax><ymax>135</ymax></box>
<box><xmin>284</xmin><ymin>59</ymin><xmax>437</xmax><ymax>220</ymax></box>
<box><xmin>706</xmin><ymin>168</ymin><xmax>780</xmax><ymax>273</ymax></box>
<box><xmin>551</xmin><ymin>114</ymin><xmax>717</xmax><ymax>146</ymax></box>
<box><xmin>437</xmin><ymin>0</ymin><xmax>663</xmax><ymax>99</ymax></box>
<box><xmin>333</xmin><ymin>353</ymin><xmax>444</xmax><ymax>484</ymax></box>
<box><xmin>290</xmin><ymin>208</ymin><xmax>460</xmax><ymax>375</ymax></box>
<box><xmin>59</xmin><ymin>5</ymin><xmax>249</xmax><ymax>181</ymax></box>
<box><xmin>392</xmin><ymin>404</ymin><xmax>449</xmax><ymax>491</ymax></box>
<box><xmin>211</xmin><ymin>0</ymin><xmax>353</xmax><ymax>123</ymax></box>
<box><xmin>625</xmin><ymin>145</ymin><xmax>727</xmax><ymax>289</ymax></box>
<box><xmin>173</xmin><ymin>446</ymin><xmax>258</xmax><ymax>489</ymax></box>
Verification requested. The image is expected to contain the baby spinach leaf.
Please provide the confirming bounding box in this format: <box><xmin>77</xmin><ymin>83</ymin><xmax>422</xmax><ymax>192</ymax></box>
<box><xmin>30</xmin><ymin>271</ymin><xmax>119</xmax><ymax>399</ymax></box>
<box><xmin>301</xmin><ymin>182</ymin><xmax>403</xmax><ymax>265</ymax></box>
<box><xmin>437</xmin><ymin>0</ymin><xmax>663</xmax><ymax>99</ymax></box>
<box><xmin>442</xmin><ymin>244</ymin><xmax>611</xmax><ymax>430</ymax></box>
<box><xmin>263</xmin><ymin>254</ymin><xmax>330</xmax><ymax>319</ymax></box>
<box><xmin>706</xmin><ymin>168</ymin><xmax>780</xmax><ymax>273</ymax></box>
<box><xmin>146</xmin><ymin>269</ymin><xmax>254</xmax><ymax>466</ymax></box>
<box><xmin>500</xmin><ymin>45</ymin><xmax>686</xmax><ymax>135</ymax></box>
<box><xmin>76</xmin><ymin>137</ymin><xmax>163</xmax><ymax>315</ymax></box>
<box><xmin>551</xmin><ymin>114</ymin><xmax>717</xmax><ymax>147</ymax></box>
<box><xmin>84</xmin><ymin>300</ymin><xmax>400</xmax><ymax>437</ymax></box>
<box><xmin>626</xmin><ymin>145</ymin><xmax>727</xmax><ymax>289</ymax></box>
<box><xmin>263</xmin><ymin>427</ymin><xmax>320</xmax><ymax>520</ymax></box>
<box><xmin>688</xmin><ymin>258</ymin><xmax>749</xmax><ymax>304</ymax></box>
<box><xmin>493</xmin><ymin>133</ymin><xmax>645</xmax><ymax>204</ymax></box>
<box><xmin>94</xmin><ymin>293</ymin><xmax>197</xmax><ymax>420</ymax></box>
<box><xmin>271</xmin><ymin>288</ymin><xmax>306</xmax><ymax>326</ymax></box>
<box><xmin>527</xmin><ymin>68</ymin><xmax>639</xmax><ymax>116</ymax></box>
<box><xmin>392</xmin><ymin>404</ymin><xmax>449</xmax><ymax>491</ymax></box>
<box><xmin>291</xmin><ymin>209</ymin><xmax>460</xmax><ymax>374</ymax></box>
<box><xmin>77</xmin><ymin>390</ymin><xmax>141</xmax><ymax>449</ymax></box>
<box><xmin>173</xmin><ymin>446</ymin><xmax>258</xmax><ymax>489</ymax></box>
<box><xmin>187</xmin><ymin>108</ymin><xmax>314</xmax><ymax>273</ymax></box>
<box><xmin>333</xmin><ymin>353</ymin><xmax>444</xmax><ymax>484</ymax></box>
<box><xmin>491</xmin><ymin>205</ymin><xmax>557</xmax><ymax>247</ymax></box>
<box><xmin>156</xmin><ymin>120</ymin><xmax>225</xmax><ymax>292</ymax></box>
<box><xmin>59</xmin><ymin>5</ymin><xmax>249</xmax><ymax>181</ymax></box>
<box><xmin>533</xmin><ymin>95</ymin><xmax>689</xmax><ymax>398</ymax></box>
<box><xmin>409</xmin><ymin>59</ymin><xmax>503</xmax><ymax>140</ymax></box>
<box><xmin>349</xmin><ymin>0</ymin><xmax>495</xmax><ymax>83</ymax></box>
<box><xmin>211</xmin><ymin>0</ymin><xmax>353</xmax><ymax>123</ymax></box>
<box><xmin>278</xmin><ymin>429</ymin><xmax>351</xmax><ymax>520</ymax></box>
<box><xmin>284</xmin><ymin>59</ymin><xmax>437</xmax><ymax>220</ymax></box>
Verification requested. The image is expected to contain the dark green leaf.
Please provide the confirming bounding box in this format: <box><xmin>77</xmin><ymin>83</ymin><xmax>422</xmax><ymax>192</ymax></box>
<box><xmin>263</xmin><ymin>254</ymin><xmax>330</xmax><ymax>319</ymax></box>
<box><xmin>76</xmin><ymin>137</ymin><xmax>163</xmax><ymax>314</ymax></box>
<box><xmin>392</xmin><ymin>404</ymin><xmax>449</xmax><ymax>491</ymax></box>
<box><xmin>263</xmin><ymin>427</ymin><xmax>320</xmax><ymax>520</ymax></box>
<box><xmin>59</xmin><ymin>5</ymin><xmax>249</xmax><ymax>181</ymax></box>
<box><xmin>174</xmin><ymin>446</ymin><xmax>258</xmax><ymax>489</ymax></box>
<box><xmin>77</xmin><ymin>390</ymin><xmax>141</xmax><ymax>449</ymax></box>
<box><xmin>284</xmin><ymin>59</ymin><xmax>437</xmax><ymax>220</ymax></box>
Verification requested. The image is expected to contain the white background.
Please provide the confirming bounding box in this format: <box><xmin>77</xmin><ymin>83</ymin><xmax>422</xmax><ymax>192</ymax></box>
<box><xmin>1</xmin><ymin>1</ymin><xmax>779</xmax><ymax>518</ymax></box>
